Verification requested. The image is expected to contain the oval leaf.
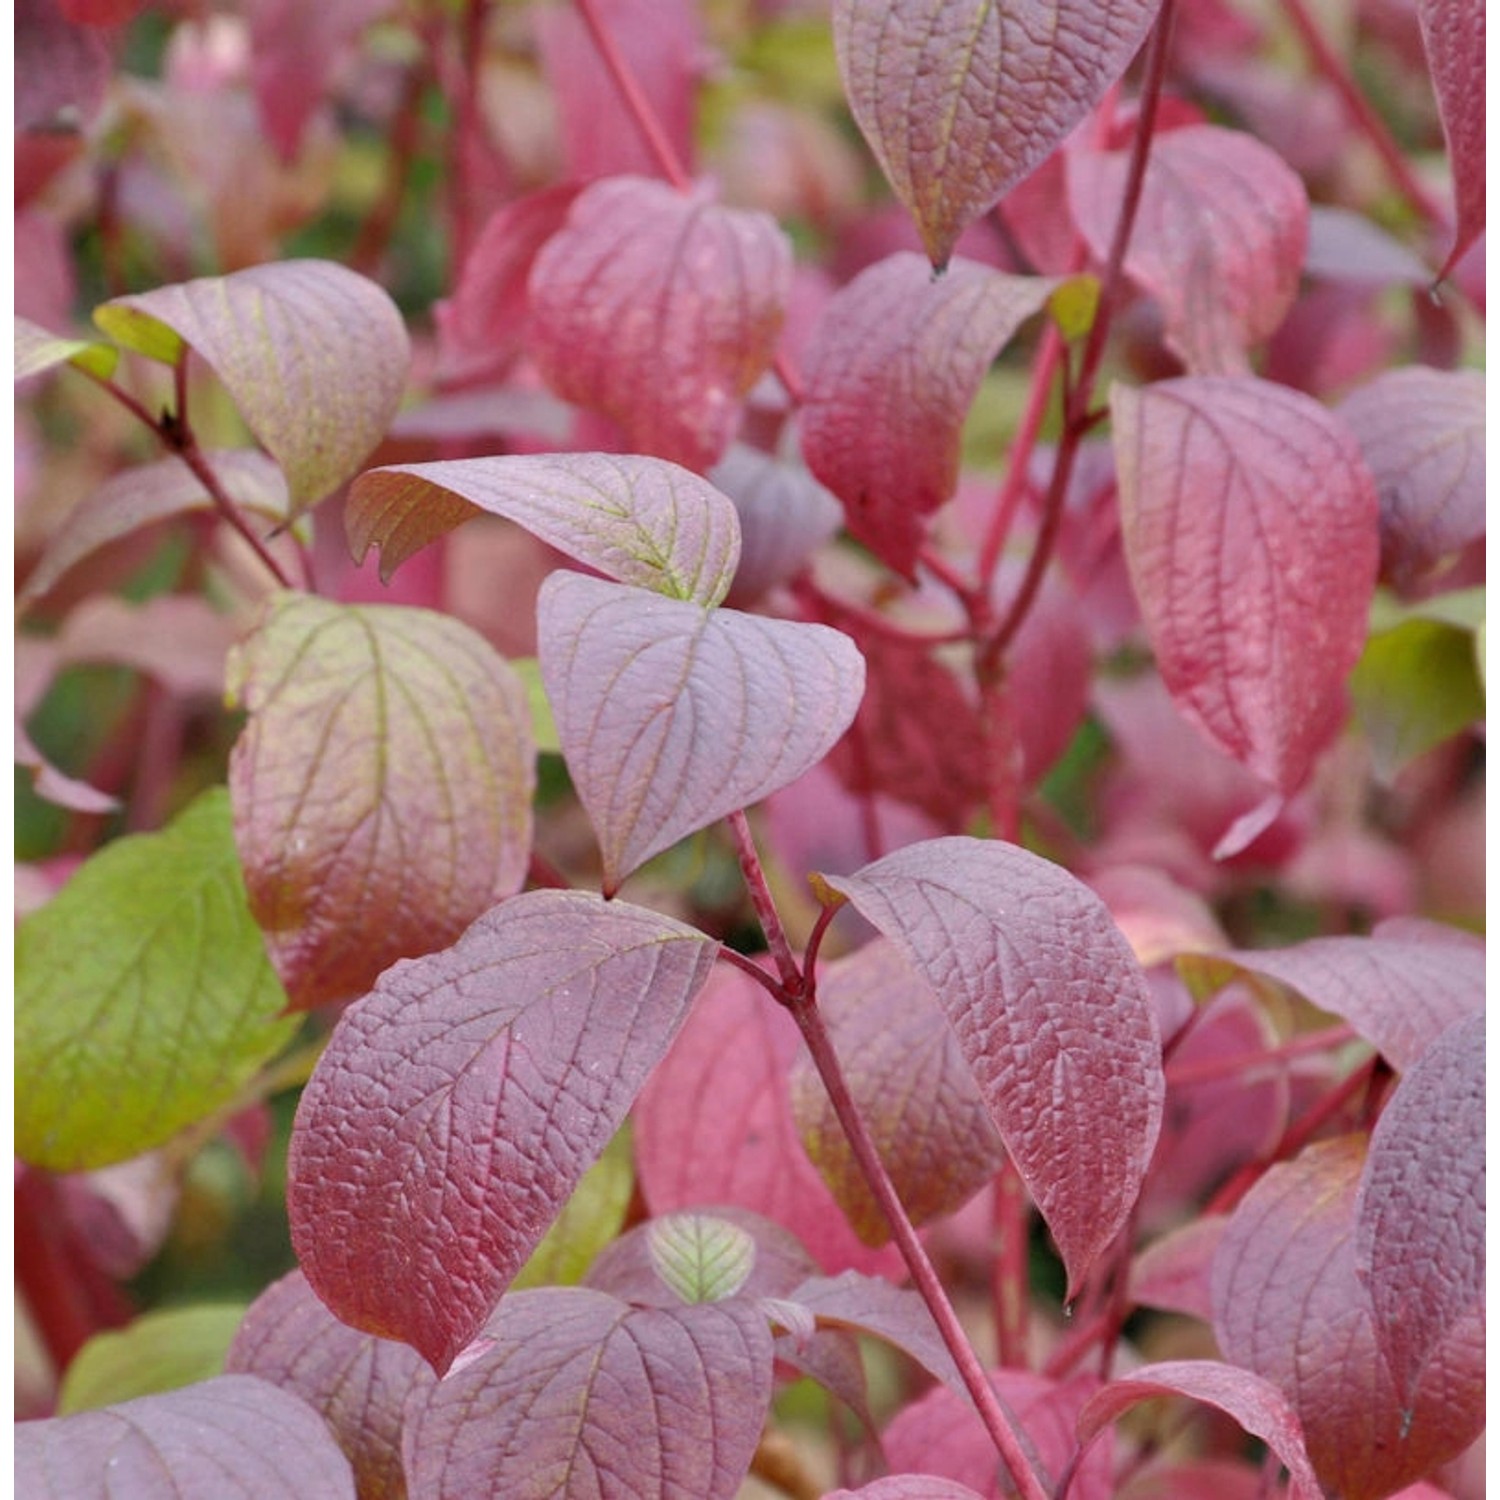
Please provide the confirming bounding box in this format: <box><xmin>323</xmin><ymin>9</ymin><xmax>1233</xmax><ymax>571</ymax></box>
<box><xmin>649</xmin><ymin>1212</ymin><xmax>758</xmax><ymax>1304</ymax></box>
<box><xmin>1418</xmin><ymin>0</ymin><xmax>1484</xmax><ymax>273</ymax></box>
<box><xmin>1067</xmin><ymin>126</ymin><xmax>1308</xmax><ymax>374</ymax></box>
<box><xmin>833</xmin><ymin>0</ymin><xmax>1163</xmax><ymax>267</ymax></box>
<box><xmin>347</xmin><ymin>452</ymin><xmax>742</xmax><ymax>606</ymax></box>
<box><xmin>1354</xmin><ymin>1014</ymin><xmax>1484</xmax><ymax>1408</ymax></box>
<box><xmin>16</xmin><ymin>790</ymin><xmax>297</xmax><ymax>1171</ymax></box>
<box><xmin>539</xmin><ymin>571</ymin><xmax>865</xmax><ymax>894</ymax></box>
<box><xmin>824</xmin><ymin>836</ymin><xmax>1164</xmax><ymax>1296</ymax></box>
<box><xmin>287</xmin><ymin>889</ymin><xmax>719</xmax><ymax>1372</ymax></box>
<box><xmin>227</xmin><ymin>592</ymin><xmax>535</xmax><ymax>1011</ymax></box>
<box><xmin>801</xmin><ymin>253</ymin><xmax>1054</xmax><ymax>577</ymax></box>
<box><xmin>527</xmin><ymin>176</ymin><xmax>793</xmax><ymax>471</ymax></box>
<box><xmin>94</xmin><ymin>261</ymin><xmax>410</xmax><ymax>517</ymax></box>
<box><xmin>15</xmin><ymin>1375</ymin><xmax>356</xmax><ymax>1499</ymax></box>
<box><xmin>401</xmin><ymin>1286</ymin><xmax>773</xmax><ymax>1500</ymax></box>
<box><xmin>1111</xmin><ymin>375</ymin><xmax>1379</xmax><ymax>814</ymax></box>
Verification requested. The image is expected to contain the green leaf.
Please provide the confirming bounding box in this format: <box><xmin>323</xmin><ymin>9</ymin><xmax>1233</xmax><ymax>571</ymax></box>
<box><xmin>510</xmin><ymin>1128</ymin><xmax>635</xmax><ymax>1290</ymax></box>
<box><xmin>647</xmin><ymin>1212</ymin><xmax>757</xmax><ymax>1304</ymax></box>
<box><xmin>512</xmin><ymin>657</ymin><xmax>562</xmax><ymax>755</ymax></box>
<box><xmin>15</xmin><ymin>316</ymin><xmax>120</xmax><ymax>382</ymax></box>
<box><xmin>15</xmin><ymin>790</ymin><xmax>297</xmax><ymax>1171</ymax></box>
<box><xmin>58</xmin><ymin>1305</ymin><xmax>247</xmax><ymax>1415</ymax></box>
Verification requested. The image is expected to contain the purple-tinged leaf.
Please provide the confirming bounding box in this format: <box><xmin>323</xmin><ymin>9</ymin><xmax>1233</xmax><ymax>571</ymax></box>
<box><xmin>227</xmin><ymin>592</ymin><xmax>535</xmax><ymax>1011</ymax></box>
<box><xmin>1355</xmin><ymin>1014</ymin><xmax>1484</xmax><ymax>1408</ymax></box>
<box><xmin>1337</xmin><ymin>367</ymin><xmax>1485</xmax><ymax>587</ymax></box>
<box><xmin>826</xmin><ymin>1481</ymin><xmax>987</xmax><ymax>1500</ymax></box>
<box><xmin>434</xmin><ymin>183</ymin><xmax>584</xmax><ymax>389</ymax></box>
<box><xmin>1212</xmin><ymin>1137</ymin><xmax>1485</xmax><ymax>1499</ymax></box>
<box><xmin>348</xmin><ymin>453</ymin><xmax>742</xmax><ymax>605</ymax></box>
<box><xmin>1114</xmin><ymin>1460</ymin><xmax>1267</xmax><ymax>1500</ymax></box>
<box><xmin>801</xmin><ymin>253</ymin><xmax>1053</xmax><ymax>576</ymax></box>
<box><xmin>16</xmin><ymin>0</ymin><xmax>111</xmax><ymax>133</ymax></box>
<box><xmin>15</xmin><ymin>313</ymin><xmax>117</xmax><ymax>382</ymax></box>
<box><xmin>709</xmin><ymin>444</ymin><xmax>843</xmax><ymax>608</ymax></box>
<box><xmin>15</xmin><ymin>1375</ymin><xmax>356</xmax><ymax>1498</ymax></box>
<box><xmin>1417</xmin><ymin>0</ymin><xmax>1484</xmax><ymax>273</ymax></box>
<box><xmin>1075</xmin><ymin>1360</ymin><xmax>1323</xmax><ymax>1500</ymax></box>
<box><xmin>1111</xmin><ymin>376</ymin><xmax>1379</xmax><ymax>823</ymax></box>
<box><xmin>1178</xmin><ymin>924</ymin><xmax>1483</xmax><ymax>1070</ymax></box>
<box><xmin>825</xmin><ymin>837</ymin><xmax>1164</xmax><ymax>1296</ymax></box>
<box><xmin>287</xmin><ymin>890</ymin><xmax>718</xmax><ymax>1373</ymax></box>
<box><xmin>635</xmin><ymin>965</ymin><xmax>906</xmax><ymax>1278</ymax></box>
<box><xmin>1067</xmin><ymin>126</ymin><xmax>1307</xmax><ymax>374</ymax></box>
<box><xmin>789</xmin><ymin>938</ymin><xmax>1006</xmax><ymax>1244</ymax></box>
<box><xmin>1129</xmin><ymin>1216</ymin><xmax>1230</xmax><ymax>1321</ymax></box>
<box><xmin>833</xmin><ymin>0</ymin><xmax>1162</xmax><ymax>268</ymax></box>
<box><xmin>20</xmin><ymin>450</ymin><xmax>290</xmax><ymax>608</ymax></box>
<box><xmin>649</xmin><ymin>1212</ymin><xmax>758</xmax><ymax>1304</ymax></box>
<box><xmin>227</xmin><ymin>1270</ymin><xmax>432</xmax><ymax>1500</ymax></box>
<box><xmin>93</xmin><ymin>261</ymin><xmax>409</xmax><ymax>518</ymax></box>
<box><xmin>401</xmin><ymin>1286</ymin><xmax>773</xmax><ymax>1500</ymax></box>
<box><xmin>539</xmin><ymin>572</ymin><xmax>864</xmax><ymax>893</ymax></box>
<box><xmin>527</xmin><ymin>177</ymin><xmax>792</xmax><ymax>471</ymax></box>
<box><xmin>1304</xmin><ymin>206</ymin><xmax>1432</xmax><ymax>287</ymax></box>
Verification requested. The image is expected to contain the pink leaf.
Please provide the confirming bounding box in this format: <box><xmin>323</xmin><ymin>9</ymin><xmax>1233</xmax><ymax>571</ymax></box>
<box><xmin>14</xmin><ymin>313</ymin><xmax>117</xmax><ymax>384</ymax></box>
<box><xmin>825</xmin><ymin>837</ymin><xmax>1164</xmax><ymax>1296</ymax></box>
<box><xmin>527</xmin><ymin>177</ymin><xmax>792</xmax><ymax>471</ymax></box>
<box><xmin>635</xmin><ymin>964</ymin><xmax>906</xmax><ymax>1278</ymax></box>
<box><xmin>538</xmin><ymin>572</ymin><xmax>864</xmax><ymax>893</ymax></box>
<box><xmin>16</xmin><ymin>0</ymin><xmax>111</xmax><ymax>133</ymax></box>
<box><xmin>1067</xmin><ymin>126</ymin><xmax>1307</xmax><ymax>374</ymax></box>
<box><xmin>1129</xmin><ymin>1216</ymin><xmax>1231</xmax><ymax>1321</ymax></box>
<box><xmin>1337</xmin><ymin>367</ymin><xmax>1485</xmax><ymax>587</ymax></box>
<box><xmin>434</xmin><ymin>182</ymin><xmax>585</xmax><ymax>389</ymax></box>
<box><xmin>1417</xmin><ymin>0</ymin><xmax>1484</xmax><ymax>274</ymax></box>
<box><xmin>833</xmin><ymin>0</ymin><xmax>1163</xmax><ymax>267</ymax></box>
<box><xmin>94</xmin><ymin>261</ymin><xmax>410</xmax><ymax>519</ymax></box>
<box><xmin>14</xmin><ymin>1375</ymin><xmax>356</xmax><ymax>1497</ymax></box>
<box><xmin>801</xmin><ymin>253</ymin><xmax>1053</xmax><ymax>577</ymax></box>
<box><xmin>401</xmin><ymin>1286</ymin><xmax>772</xmax><ymax>1500</ymax></box>
<box><xmin>226</xmin><ymin>1269</ymin><xmax>433</xmax><ymax>1500</ymax></box>
<box><xmin>287</xmin><ymin>890</ymin><xmax>718</xmax><ymax>1372</ymax></box>
<box><xmin>826</xmin><ymin>1481</ymin><xmax>987</xmax><ymax>1500</ymax></box>
<box><xmin>227</xmin><ymin>593</ymin><xmax>535</xmax><ymax>1010</ymax></box>
<box><xmin>1212</xmin><ymin>1137</ymin><xmax>1485</xmax><ymax>1500</ymax></box>
<box><xmin>1304</xmin><ymin>206</ymin><xmax>1432</xmax><ymax>287</ymax></box>
<box><xmin>789</xmin><ymin>938</ymin><xmax>1006</xmax><ymax>1244</ymax></box>
<box><xmin>1355</xmin><ymin>1014</ymin><xmax>1485</xmax><ymax>1407</ymax></box>
<box><xmin>348</xmin><ymin>452</ymin><xmax>742</xmax><ymax>605</ymax></box>
<box><xmin>16</xmin><ymin>723</ymin><xmax>120</xmax><ymax>815</ymax></box>
<box><xmin>1075</xmin><ymin>1359</ymin><xmax>1323</xmax><ymax>1500</ymax></box>
<box><xmin>1111</xmin><ymin>376</ymin><xmax>1379</xmax><ymax>811</ymax></box>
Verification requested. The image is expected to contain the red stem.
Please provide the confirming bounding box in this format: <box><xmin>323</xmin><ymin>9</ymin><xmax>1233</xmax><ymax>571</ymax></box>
<box><xmin>449</xmin><ymin>0</ymin><xmax>490</xmax><ymax>268</ymax></box>
<box><xmin>991</xmin><ymin>1157</ymin><xmax>1031</xmax><ymax>1366</ymax></box>
<box><xmin>352</xmin><ymin>56</ymin><xmax>431</xmax><ymax>277</ymax></box>
<box><xmin>727</xmin><ymin>810</ymin><xmax>802</xmax><ymax>990</ymax></box>
<box><xmin>1164</xmin><ymin>1024</ymin><xmax>1358</xmax><ymax>1088</ymax></box>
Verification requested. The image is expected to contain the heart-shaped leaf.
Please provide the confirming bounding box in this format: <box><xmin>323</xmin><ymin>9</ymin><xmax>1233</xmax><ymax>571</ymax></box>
<box><xmin>227</xmin><ymin>1270</ymin><xmax>434</xmax><ymax>1500</ymax></box>
<box><xmin>15</xmin><ymin>1376</ymin><xmax>356</xmax><ymax>1499</ymax></box>
<box><xmin>824</xmin><ymin>837</ymin><xmax>1164</xmax><ymax>1296</ymax></box>
<box><xmin>1111</xmin><ymin>376</ymin><xmax>1379</xmax><ymax>828</ymax></box>
<box><xmin>1355</xmin><ymin>1014</ymin><xmax>1484</xmax><ymax>1408</ymax></box>
<box><xmin>93</xmin><ymin>261</ymin><xmax>409</xmax><ymax>518</ymax></box>
<box><xmin>527</xmin><ymin>176</ymin><xmax>792</xmax><ymax>471</ymax></box>
<box><xmin>801</xmin><ymin>253</ymin><xmax>1054</xmax><ymax>577</ymax></box>
<box><xmin>1067</xmin><ymin>125</ymin><xmax>1307</xmax><ymax>374</ymax></box>
<box><xmin>287</xmin><ymin>889</ymin><xmax>718</xmax><ymax>1372</ymax></box>
<box><xmin>1418</xmin><ymin>0</ymin><xmax>1484</xmax><ymax>274</ymax></box>
<box><xmin>227</xmin><ymin>592</ymin><xmax>535</xmax><ymax>1010</ymax></box>
<box><xmin>401</xmin><ymin>1286</ymin><xmax>773</xmax><ymax>1500</ymax></box>
<box><xmin>347</xmin><ymin>452</ymin><xmax>742</xmax><ymax>606</ymax></box>
<box><xmin>539</xmin><ymin>571</ymin><xmax>864</xmax><ymax>893</ymax></box>
<box><xmin>833</xmin><ymin>0</ymin><xmax>1163</xmax><ymax>267</ymax></box>
<box><xmin>16</xmin><ymin>790</ymin><xmax>297</xmax><ymax>1171</ymax></box>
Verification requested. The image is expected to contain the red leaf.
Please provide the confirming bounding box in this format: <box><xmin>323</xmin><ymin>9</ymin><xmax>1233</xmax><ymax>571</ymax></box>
<box><xmin>825</xmin><ymin>837</ymin><xmax>1164</xmax><ymax>1297</ymax></box>
<box><xmin>1075</xmin><ymin>1359</ymin><xmax>1323</xmax><ymax>1500</ymax></box>
<box><xmin>401</xmin><ymin>1287</ymin><xmax>772</xmax><ymax>1500</ymax></box>
<box><xmin>287</xmin><ymin>890</ymin><xmax>718</xmax><ymax>1372</ymax></box>
<box><xmin>635</xmin><ymin>964</ymin><xmax>906</xmax><ymax>1278</ymax></box>
<box><xmin>527</xmin><ymin>177</ymin><xmax>792</xmax><ymax>471</ymax></box>
<box><xmin>1337</xmin><ymin>367</ymin><xmax>1485</xmax><ymax>588</ymax></box>
<box><xmin>1355</xmin><ymin>1014</ymin><xmax>1485</xmax><ymax>1408</ymax></box>
<box><xmin>1067</xmin><ymin>126</ymin><xmax>1307</xmax><ymax>374</ymax></box>
<box><xmin>1212</xmin><ymin>1137</ymin><xmax>1485</xmax><ymax>1499</ymax></box>
<box><xmin>1111</xmin><ymin>376</ymin><xmax>1379</xmax><ymax>823</ymax></box>
<box><xmin>16</xmin><ymin>0</ymin><xmax>111</xmax><ymax>133</ymax></box>
<box><xmin>348</xmin><ymin>452</ymin><xmax>743</xmax><ymax>605</ymax></box>
<box><xmin>55</xmin><ymin>0</ymin><xmax>141</xmax><ymax>22</ymax></box>
<box><xmin>226</xmin><ymin>1269</ymin><xmax>433</xmax><ymax>1500</ymax></box>
<box><xmin>833</xmin><ymin>0</ymin><xmax>1163</xmax><ymax>268</ymax></box>
<box><xmin>227</xmin><ymin>594</ymin><xmax>535</xmax><ymax>1010</ymax></box>
<box><xmin>1417</xmin><ymin>0</ymin><xmax>1484</xmax><ymax>274</ymax></box>
<box><xmin>538</xmin><ymin>572</ymin><xmax>864</xmax><ymax>893</ymax></box>
<box><xmin>14</xmin><ymin>1376</ymin><xmax>356</xmax><ymax>1497</ymax></box>
<box><xmin>800</xmin><ymin>253</ymin><xmax>1053</xmax><ymax>577</ymax></box>
<box><xmin>826</xmin><ymin>1481</ymin><xmax>987</xmax><ymax>1500</ymax></box>
<box><xmin>1129</xmin><ymin>1216</ymin><xmax>1231</xmax><ymax>1321</ymax></box>
<box><xmin>789</xmin><ymin>938</ymin><xmax>1006</xmax><ymax>1244</ymax></box>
